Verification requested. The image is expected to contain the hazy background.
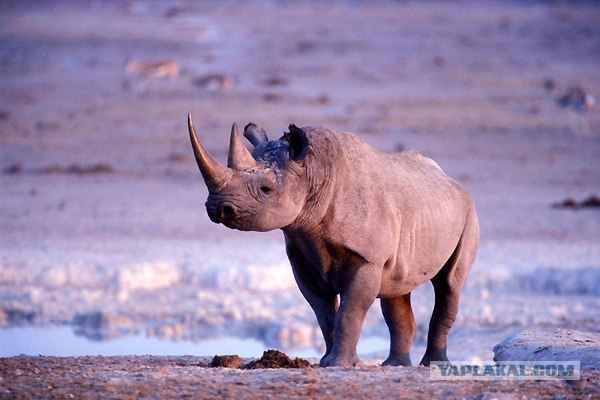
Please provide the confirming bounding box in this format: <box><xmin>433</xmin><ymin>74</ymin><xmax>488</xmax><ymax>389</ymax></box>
<box><xmin>1</xmin><ymin>1</ymin><xmax>599</xmax><ymax>361</ymax></box>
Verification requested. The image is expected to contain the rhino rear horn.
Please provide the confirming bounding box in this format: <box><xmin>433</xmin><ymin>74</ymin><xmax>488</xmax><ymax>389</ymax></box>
<box><xmin>243</xmin><ymin>123</ymin><xmax>269</xmax><ymax>146</ymax></box>
<box><xmin>187</xmin><ymin>113</ymin><xmax>233</xmax><ymax>191</ymax></box>
<box><xmin>228</xmin><ymin>122</ymin><xmax>257</xmax><ymax>170</ymax></box>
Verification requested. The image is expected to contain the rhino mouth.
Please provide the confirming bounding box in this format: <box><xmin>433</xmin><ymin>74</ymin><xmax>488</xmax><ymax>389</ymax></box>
<box><xmin>205</xmin><ymin>200</ymin><xmax>254</xmax><ymax>230</ymax></box>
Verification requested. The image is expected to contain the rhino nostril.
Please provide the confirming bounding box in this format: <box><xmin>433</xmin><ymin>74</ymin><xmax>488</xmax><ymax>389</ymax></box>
<box><xmin>219</xmin><ymin>204</ymin><xmax>236</xmax><ymax>219</ymax></box>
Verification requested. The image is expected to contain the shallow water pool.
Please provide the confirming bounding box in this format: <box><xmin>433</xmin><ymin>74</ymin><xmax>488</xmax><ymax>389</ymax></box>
<box><xmin>0</xmin><ymin>326</ymin><xmax>391</xmax><ymax>360</ymax></box>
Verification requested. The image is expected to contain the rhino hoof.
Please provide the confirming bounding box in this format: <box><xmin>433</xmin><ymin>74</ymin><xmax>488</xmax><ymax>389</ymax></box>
<box><xmin>419</xmin><ymin>348</ymin><xmax>449</xmax><ymax>367</ymax></box>
<box><xmin>382</xmin><ymin>353</ymin><xmax>412</xmax><ymax>367</ymax></box>
<box><xmin>319</xmin><ymin>354</ymin><xmax>359</xmax><ymax>368</ymax></box>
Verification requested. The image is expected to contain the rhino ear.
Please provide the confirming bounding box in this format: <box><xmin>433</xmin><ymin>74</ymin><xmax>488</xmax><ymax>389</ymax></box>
<box><xmin>285</xmin><ymin>124</ymin><xmax>309</xmax><ymax>161</ymax></box>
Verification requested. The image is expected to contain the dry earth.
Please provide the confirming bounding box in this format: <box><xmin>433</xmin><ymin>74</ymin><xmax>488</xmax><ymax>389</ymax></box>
<box><xmin>1</xmin><ymin>356</ymin><xmax>599</xmax><ymax>400</ymax></box>
<box><xmin>1</xmin><ymin>0</ymin><xmax>599</xmax><ymax>398</ymax></box>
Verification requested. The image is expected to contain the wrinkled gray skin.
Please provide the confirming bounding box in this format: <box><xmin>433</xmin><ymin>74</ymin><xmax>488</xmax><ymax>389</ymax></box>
<box><xmin>187</xmin><ymin>113</ymin><xmax>479</xmax><ymax>368</ymax></box>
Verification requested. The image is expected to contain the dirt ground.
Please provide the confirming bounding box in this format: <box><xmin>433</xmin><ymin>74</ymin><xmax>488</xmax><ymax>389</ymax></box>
<box><xmin>1</xmin><ymin>356</ymin><xmax>599</xmax><ymax>399</ymax></box>
<box><xmin>1</xmin><ymin>0</ymin><xmax>599</xmax><ymax>398</ymax></box>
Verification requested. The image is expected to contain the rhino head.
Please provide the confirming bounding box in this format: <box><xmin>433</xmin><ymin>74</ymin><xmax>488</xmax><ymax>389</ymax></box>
<box><xmin>187</xmin><ymin>113</ymin><xmax>310</xmax><ymax>232</ymax></box>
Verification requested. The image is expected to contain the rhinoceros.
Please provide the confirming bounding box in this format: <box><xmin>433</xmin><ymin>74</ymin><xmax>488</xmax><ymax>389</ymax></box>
<box><xmin>187</xmin><ymin>113</ymin><xmax>479</xmax><ymax>367</ymax></box>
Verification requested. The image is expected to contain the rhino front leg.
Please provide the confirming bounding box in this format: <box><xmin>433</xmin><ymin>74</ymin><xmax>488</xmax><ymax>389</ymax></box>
<box><xmin>320</xmin><ymin>263</ymin><xmax>381</xmax><ymax>367</ymax></box>
<box><xmin>296</xmin><ymin>285</ymin><xmax>338</xmax><ymax>363</ymax></box>
<box><xmin>299</xmin><ymin>288</ymin><xmax>338</xmax><ymax>363</ymax></box>
<box><xmin>381</xmin><ymin>293</ymin><xmax>415</xmax><ymax>366</ymax></box>
<box><xmin>286</xmin><ymin>242</ymin><xmax>338</xmax><ymax>362</ymax></box>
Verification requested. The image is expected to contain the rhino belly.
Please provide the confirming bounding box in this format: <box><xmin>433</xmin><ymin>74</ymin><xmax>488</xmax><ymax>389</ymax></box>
<box><xmin>378</xmin><ymin>215</ymin><xmax>464</xmax><ymax>298</ymax></box>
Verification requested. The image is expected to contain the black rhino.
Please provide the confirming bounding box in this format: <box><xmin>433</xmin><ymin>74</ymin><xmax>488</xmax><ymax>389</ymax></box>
<box><xmin>187</xmin><ymin>114</ymin><xmax>479</xmax><ymax>367</ymax></box>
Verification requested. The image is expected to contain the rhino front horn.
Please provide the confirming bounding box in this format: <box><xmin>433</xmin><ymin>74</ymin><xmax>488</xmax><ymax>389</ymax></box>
<box><xmin>187</xmin><ymin>113</ymin><xmax>232</xmax><ymax>192</ymax></box>
<box><xmin>227</xmin><ymin>122</ymin><xmax>257</xmax><ymax>171</ymax></box>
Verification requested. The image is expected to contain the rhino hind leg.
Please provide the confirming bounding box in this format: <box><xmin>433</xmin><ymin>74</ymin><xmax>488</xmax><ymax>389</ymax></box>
<box><xmin>419</xmin><ymin>279</ymin><xmax>455</xmax><ymax>367</ymax></box>
<box><xmin>381</xmin><ymin>293</ymin><xmax>415</xmax><ymax>366</ymax></box>
<box><xmin>420</xmin><ymin>207</ymin><xmax>479</xmax><ymax>367</ymax></box>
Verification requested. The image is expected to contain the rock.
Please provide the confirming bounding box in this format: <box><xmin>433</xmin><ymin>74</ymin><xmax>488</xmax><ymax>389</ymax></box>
<box><xmin>210</xmin><ymin>355</ymin><xmax>243</xmax><ymax>369</ymax></box>
<box><xmin>580</xmin><ymin>195</ymin><xmax>600</xmax><ymax>208</ymax></box>
<box><xmin>553</xmin><ymin>198</ymin><xmax>578</xmax><ymax>209</ymax></box>
<box><xmin>552</xmin><ymin>195</ymin><xmax>600</xmax><ymax>209</ymax></box>
<box><xmin>493</xmin><ymin>329</ymin><xmax>600</xmax><ymax>371</ymax></box>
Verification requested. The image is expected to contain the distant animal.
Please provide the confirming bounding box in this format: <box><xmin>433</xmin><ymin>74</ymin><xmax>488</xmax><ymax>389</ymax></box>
<box><xmin>187</xmin><ymin>114</ymin><xmax>479</xmax><ymax>367</ymax></box>
<box><xmin>555</xmin><ymin>86</ymin><xmax>595</xmax><ymax>113</ymax></box>
<box><xmin>543</xmin><ymin>80</ymin><xmax>595</xmax><ymax>136</ymax></box>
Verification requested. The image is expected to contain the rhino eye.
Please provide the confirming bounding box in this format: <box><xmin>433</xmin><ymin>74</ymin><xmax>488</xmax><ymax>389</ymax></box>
<box><xmin>259</xmin><ymin>185</ymin><xmax>274</xmax><ymax>195</ymax></box>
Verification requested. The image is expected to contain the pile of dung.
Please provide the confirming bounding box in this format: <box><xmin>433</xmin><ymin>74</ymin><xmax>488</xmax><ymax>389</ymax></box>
<box><xmin>244</xmin><ymin>350</ymin><xmax>312</xmax><ymax>369</ymax></box>
<box><xmin>209</xmin><ymin>350</ymin><xmax>312</xmax><ymax>369</ymax></box>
